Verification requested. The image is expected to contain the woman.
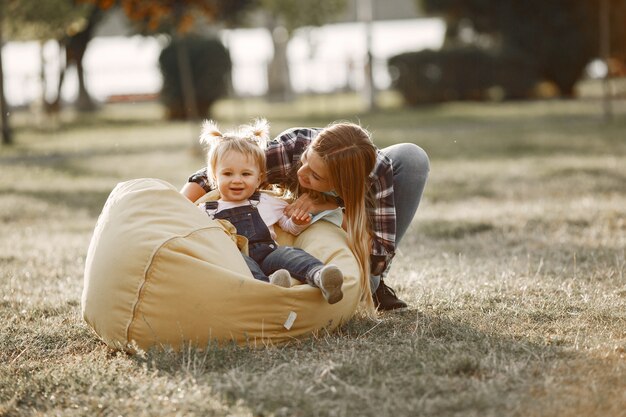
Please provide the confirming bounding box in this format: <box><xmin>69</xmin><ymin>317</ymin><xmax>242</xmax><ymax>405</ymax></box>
<box><xmin>182</xmin><ymin>122</ymin><xmax>430</xmax><ymax>312</ymax></box>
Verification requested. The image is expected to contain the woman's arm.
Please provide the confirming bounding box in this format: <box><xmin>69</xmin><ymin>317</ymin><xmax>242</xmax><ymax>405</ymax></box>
<box><xmin>182</xmin><ymin>167</ymin><xmax>212</xmax><ymax>202</ymax></box>
<box><xmin>180</xmin><ymin>182</ymin><xmax>207</xmax><ymax>202</ymax></box>
<box><xmin>368</xmin><ymin>153</ymin><xmax>397</xmax><ymax>276</ymax></box>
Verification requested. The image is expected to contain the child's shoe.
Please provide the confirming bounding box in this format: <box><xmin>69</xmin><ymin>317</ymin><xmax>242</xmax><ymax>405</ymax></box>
<box><xmin>316</xmin><ymin>265</ymin><xmax>344</xmax><ymax>304</ymax></box>
<box><xmin>269</xmin><ymin>269</ymin><xmax>292</xmax><ymax>288</ymax></box>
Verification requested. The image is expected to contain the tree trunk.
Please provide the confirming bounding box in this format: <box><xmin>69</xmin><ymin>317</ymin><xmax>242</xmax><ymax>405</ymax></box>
<box><xmin>47</xmin><ymin>41</ymin><xmax>66</xmax><ymax>113</ymax></box>
<box><xmin>266</xmin><ymin>15</ymin><xmax>292</xmax><ymax>102</ymax></box>
<box><xmin>600</xmin><ymin>0</ymin><xmax>612</xmax><ymax>122</ymax></box>
<box><xmin>175</xmin><ymin>35</ymin><xmax>199</xmax><ymax>120</ymax></box>
<box><xmin>49</xmin><ymin>5</ymin><xmax>102</xmax><ymax>113</ymax></box>
<box><xmin>173</xmin><ymin>1</ymin><xmax>199</xmax><ymax>121</ymax></box>
<box><xmin>0</xmin><ymin>5</ymin><xmax>13</xmax><ymax>146</ymax></box>
<box><xmin>69</xmin><ymin>6</ymin><xmax>102</xmax><ymax>111</ymax></box>
<box><xmin>267</xmin><ymin>31</ymin><xmax>292</xmax><ymax>101</ymax></box>
<box><xmin>75</xmin><ymin>48</ymin><xmax>96</xmax><ymax>111</ymax></box>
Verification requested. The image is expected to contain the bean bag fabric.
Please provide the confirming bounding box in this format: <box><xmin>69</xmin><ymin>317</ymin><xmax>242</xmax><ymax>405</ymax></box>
<box><xmin>82</xmin><ymin>178</ymin><xmax>360</xmax><ymax>351</ymax></box>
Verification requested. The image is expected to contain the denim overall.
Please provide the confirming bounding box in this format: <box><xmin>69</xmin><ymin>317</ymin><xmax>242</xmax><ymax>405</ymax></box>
<box><xmin>204</xmin><ymin>192</ymin><xmax>323</xmax><ymax>284</ymax></box>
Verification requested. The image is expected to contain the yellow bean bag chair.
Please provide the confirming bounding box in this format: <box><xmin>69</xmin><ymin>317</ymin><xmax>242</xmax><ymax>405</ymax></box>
<box><xmin>82</xmin><ymin>178</ymin><xmax>360</xmax><ymax>351</ymax></box>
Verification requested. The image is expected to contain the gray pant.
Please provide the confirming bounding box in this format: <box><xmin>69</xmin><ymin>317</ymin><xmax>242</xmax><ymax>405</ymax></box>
<box><xmin>371</xmin><ymin>143</ymin><xmax>430</xmax><ymax>291</ymax></box>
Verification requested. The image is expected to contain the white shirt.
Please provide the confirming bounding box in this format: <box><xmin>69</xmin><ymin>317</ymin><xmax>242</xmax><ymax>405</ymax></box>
<box><xmin>212</xmin><ymin>193</ymin><xmax>308</xmax><ymax>239</ymax></box>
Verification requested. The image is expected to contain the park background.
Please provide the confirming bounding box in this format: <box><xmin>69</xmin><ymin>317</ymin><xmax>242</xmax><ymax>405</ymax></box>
<box><xmin>1</xmin><ymin>0</ymin><xmax>625</xmax><ymax>416</ymax></box>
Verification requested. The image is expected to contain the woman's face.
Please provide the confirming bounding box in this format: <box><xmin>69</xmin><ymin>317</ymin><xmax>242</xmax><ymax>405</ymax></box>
<box><xmin>297</xmin><ymin>148</ymin><xmax>333</xmax><ymax>192</ymax></box>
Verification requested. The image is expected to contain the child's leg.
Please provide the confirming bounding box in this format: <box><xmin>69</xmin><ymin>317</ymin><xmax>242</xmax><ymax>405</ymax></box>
<box><xmin>261</xmin><ymin>246</ymin><xmax>322</xmax><ymax>284</ymax></box>
<box><xmin>261</xmin><ymin>247</ymin><xmax>343</xmax><ymax>303</ymax></box>
<box><xmin>243</xmin><ymin>254</ymin><xmax>269</xmax><ymax>282</ymax></box>
<box><xmin>315</xmin><ymin>265</ymin><xmax>344</xmax><ymax>304</ymax></box>
<box><xmin>243</xmin><ymin>254</ymin><xmax>290</xmax><ymax>287</ymax></box>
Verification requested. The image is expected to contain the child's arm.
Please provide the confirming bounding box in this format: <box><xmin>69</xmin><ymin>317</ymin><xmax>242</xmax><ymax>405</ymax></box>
<box><xmin>277</xmin><ymin>213</ymin><xmax>311</xmax><ymax>236</ymax></box>
<box><xmin>262</xmin><ymin>193</ymin><xmax>311</xmax><ymax>236</ymax></box>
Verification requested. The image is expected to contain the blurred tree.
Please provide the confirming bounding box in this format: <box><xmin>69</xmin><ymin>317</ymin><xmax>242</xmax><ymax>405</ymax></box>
<box><xmin>159</xmin><ymin>36</ymin><xmax>231</xmax><ymax>120</ymax></box>
<box><xmin>604</xmin><ymin>0</ymin><xmax>626</xmax><ymax>74</ymax></box>
<box><xmin>419</xmin><ymin>0</ymin><xmax>626</xmax><ymax>96</ymax></box>
<box><xmin>259</xmin><ymin>0</ymin><xmax>347</xmax><ymax>100</ymax></box>
<box><xmin>84</xmin><ymin>0</ymin><xmax>254</xmax><ymax>119</ymax></box>
<box><xmin>5</xmin><ymin>0</ymin><xmax>102</xmax><ymax>112</ymax></box>
<box><xmin>389</xmin><ymin>47</ymin><xmax>540</xmax><ymax>104</ymax></box>
<box><xmin>2</xmin><ymin>0</ymin><xmax>87</xmax><ymax>144</ymax></box>
<box><xmin>57</xmin><ymin>6</ymin><xmax>104</xmax><ymax>112</ymax></box>
<box><xmin>84</xmin><ymin>0</ymin><xmax>254</xmax><ymax>33</ymax></box>
<box><xmin>0</xmin><ymin>3</ymin><xmax>12</xmax><ymax>145</ymax></box>
<box><xmin>4</xmin><ymin>0</ymin><xmax>89</xmax><ymax>40</ymax></box>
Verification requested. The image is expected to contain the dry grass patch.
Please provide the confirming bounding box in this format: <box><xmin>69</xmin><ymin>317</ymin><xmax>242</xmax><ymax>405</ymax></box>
<box><xmin>1</xmin><ymin>97</ymin><xmax>624</xmax><ymax>416</ymax></box>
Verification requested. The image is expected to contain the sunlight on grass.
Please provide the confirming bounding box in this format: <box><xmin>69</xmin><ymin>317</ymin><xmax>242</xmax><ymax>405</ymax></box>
<box><xmin>1</xmin><ymin>95</ymin><xmax>625</xmax><ymax>416</ymax></box>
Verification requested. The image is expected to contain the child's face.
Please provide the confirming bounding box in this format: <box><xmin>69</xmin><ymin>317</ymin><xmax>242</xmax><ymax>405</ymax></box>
<box><xmin>215</xmin><ymin>150</ymin><xmax>262</xmax><ymax>202</ymax></box>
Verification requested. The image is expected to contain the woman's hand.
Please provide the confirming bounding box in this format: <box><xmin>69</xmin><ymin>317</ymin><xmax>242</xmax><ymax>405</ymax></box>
<box><xmin>285</xmin><ymin>194</ymin><xmax>315</xmax><ymax>222</ymax></box>
<box><xmin>284</xmin><ymin>193</ymin><xmax>339</xmax><ymax>221</ymax></box>
<box><xmin>285</xmin><ymin>193</ymin><xmax>315</xmax><ymax>213</ymax></box>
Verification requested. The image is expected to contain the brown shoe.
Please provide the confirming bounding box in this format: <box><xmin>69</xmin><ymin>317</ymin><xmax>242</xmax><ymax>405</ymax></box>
<box><xmin>373</xmin><ymin>280</ymin><xmax>407</xmax><ymax>311</ymax></box>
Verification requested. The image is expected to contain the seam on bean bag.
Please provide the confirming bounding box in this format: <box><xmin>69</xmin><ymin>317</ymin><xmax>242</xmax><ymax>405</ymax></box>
<box><xmin>125</xmin><ymin>225</ymin><xmax>228</xmax><ymax>346</ymax></box>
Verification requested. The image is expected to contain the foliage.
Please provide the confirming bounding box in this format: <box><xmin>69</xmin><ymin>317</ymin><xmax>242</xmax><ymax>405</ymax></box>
<box><xmin>80</xmin><ymin>0</ymin><xmax>253</xmax><ymax>120</ymax></box>
<box><xmin>389</xmin><ymin>47</ymin><xmax>539</xmax><ymax>104</ymax></box>
<box><xmin>2</xmin><ymin>0</ymin><xmax>91</xmax><ymax>40</ymax></box>
<box><xmin>419</xmin><ymin>0</ymin><xmax>626</xmax><ymax>96</ymax></box>
<box><xmin>158</xmin><ymin>35</ymin><xmax>231</xmax><ymax>120</ymax></box>
<box><xmin>81</xmin><ymin>0</ymin><xmax>256</xmax><ymax>33</ymax></box>
<box><xmin>0</xmin><ymin>0</ymin><xmax>102</xmax><ymax>123</ymax></box>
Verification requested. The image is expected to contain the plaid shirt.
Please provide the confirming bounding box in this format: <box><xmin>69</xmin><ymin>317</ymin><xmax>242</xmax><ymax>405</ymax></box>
<box><xmin>189</xmin><ymin>127</ymin><xmax>397</xmax><ymax>276</ymax></box>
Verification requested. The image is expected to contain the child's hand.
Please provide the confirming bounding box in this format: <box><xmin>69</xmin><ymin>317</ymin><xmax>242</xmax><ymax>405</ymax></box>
<box><xmin>291</xmin><ymin>210</ymin><xmax>312</xmax><ymax>225</ymax></box>
<box><xmin>285</xmin><ymin>193</ymin><xmax>316</xmax><ymax>217</ymax></box>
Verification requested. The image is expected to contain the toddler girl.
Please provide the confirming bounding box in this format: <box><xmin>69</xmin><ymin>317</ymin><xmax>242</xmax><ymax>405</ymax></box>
<box><xmin>199</xmin><ymin>119</ymin><xmax>344</xmax><ymax>304</ymax></box>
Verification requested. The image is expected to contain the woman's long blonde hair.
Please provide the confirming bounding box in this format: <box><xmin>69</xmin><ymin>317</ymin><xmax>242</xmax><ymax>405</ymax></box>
<box><xmin>312</xmin><ymin>122</ymin><xmax>377</xmax><ymax>315</ymax></box>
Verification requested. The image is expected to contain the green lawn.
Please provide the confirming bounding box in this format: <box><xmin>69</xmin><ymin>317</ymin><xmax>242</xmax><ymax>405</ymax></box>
<box><xmin>1</xmin><ymin>94</ymin><xmax>625</xmax><ymax>416</ymax></box>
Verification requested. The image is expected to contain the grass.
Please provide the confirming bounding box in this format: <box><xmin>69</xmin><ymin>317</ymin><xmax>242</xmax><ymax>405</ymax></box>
<box><xmin>1</xmin><ymin>91</ymin><xmax>625</xmax><ymax>416</ymax></box>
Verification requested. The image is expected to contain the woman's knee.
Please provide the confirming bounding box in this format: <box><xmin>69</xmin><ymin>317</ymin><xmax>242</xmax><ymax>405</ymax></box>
<box><xmin>383</xmin><ymin>143</ymin><xmax>430</xmax><ymax>178</ymax></box>
<box><xmin>410</xmin><ymin>144</ymin><xmax>430</xmax><ymax>177</ymax></box>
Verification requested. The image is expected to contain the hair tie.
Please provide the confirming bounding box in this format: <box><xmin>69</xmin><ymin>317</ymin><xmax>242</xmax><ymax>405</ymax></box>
<box><xmin>199</xmin><ymin>120</ymin><xmax>223</xmax><ymax>146</ymax></box>
<box><xmin>243</xmin><ymin>118</ymin><xmax>270</xmax><ymax>150</ymax></box>
<box><xmin>199</xmin><ymin>118</ymin><xmax>270</xmax><ymax>150</ymax></box>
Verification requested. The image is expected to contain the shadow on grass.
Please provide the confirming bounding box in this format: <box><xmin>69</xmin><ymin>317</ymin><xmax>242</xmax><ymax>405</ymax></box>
<box><xmin>3</xmin><ymin>189</ymin><xmax>111</xmax><ymax>217</ymax></box>
<box><xmin>12</xmin><ymin>111</ymin><xmax>171</xmax><ymax>135</ymax></box>
<box><xmin>418</xmin><ymin>220</ymin><xmax>495</xmax><ymax>240</ymax></box>
<box><xmin>127</xmin><ymin>311</ymin><xmax>581</xmax><ymax>416</ymax></box>
<box><xmin>0</xmin><ymin>143</ymin><xmax>184</xmax><ymax>168</ymax></box>
<box><xmin>0</xmin><ymin>299</ymin><xmax>101</xmax><ymax>364</ymax></box>
<box><xmin>4</xmin><ymin>302</ymin><xmax>621</xmax><ymax>416</ymax></box>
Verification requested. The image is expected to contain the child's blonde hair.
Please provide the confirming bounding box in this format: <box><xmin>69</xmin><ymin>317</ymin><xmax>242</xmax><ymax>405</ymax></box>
<box><xmin>312</xmin><ymin>122</ymin><xmax>377</xmax><ymax>315</ymax></box>
<box><xmin>200</xmin><ymin>118</ymin><xmax>270</xmax><ymax>187</ymax></box>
